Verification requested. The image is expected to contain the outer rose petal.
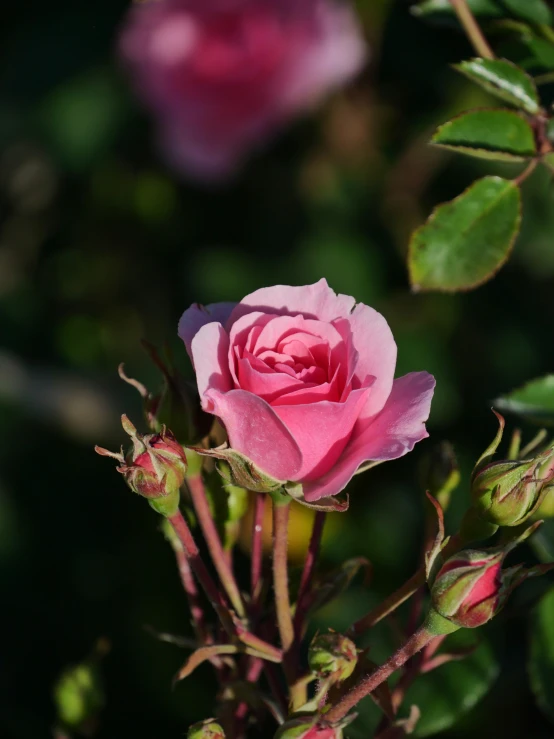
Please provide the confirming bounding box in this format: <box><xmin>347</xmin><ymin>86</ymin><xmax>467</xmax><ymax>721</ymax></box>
<box><xmin>273</xmin><ymin>387</ymin><xmax>370</xmax><ymax>481</ymax></box>
<box><xmin>178</xmin><ymin>301</ymin><xmax>236</xmax><ymax>358</ymax></box>
<box><xmin>206</xmin><ymin>388</ymin><xmax>303</xmax><ymax>480</ymax></box>
<box><xmin>302</xmin><ymin>372</ymin><xmax>435</xmax><ymax>501</ymax></box>
<box><xmin>347</xmin><ymin>302</ymin><xmax>397</xmax><ymax>419</ymax></box>
<box><xmin>190</xmin><ymin>322</ymin><xmax>233</xmax><ymax>408</ymax></box>
<box><xmin>228</xmin><ymin>279</ymin><xmax>356</xmax><ymax>326</ymax></box>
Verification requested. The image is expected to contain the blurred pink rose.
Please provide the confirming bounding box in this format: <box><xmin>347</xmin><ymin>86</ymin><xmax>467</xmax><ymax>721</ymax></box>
<box><xmin>178</xmin><ymin>280</ymin><xmax>435</xmax><ymax>502</ymax></box>
<box><xmin>119</xmin><ymin>0</ymin><xmax>367</xmax><ymax>180</ymax></box>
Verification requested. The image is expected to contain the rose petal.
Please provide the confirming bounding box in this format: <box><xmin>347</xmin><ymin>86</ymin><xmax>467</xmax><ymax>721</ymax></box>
<box><xmin>273</xmin><ymin>387</ymin><xmax>370</xmax><ymax>481</ymax></box>
<box><xmin>343</xmin><ymin>302</ymin><xmax>397</xmax><ymax>418</ymax></box>
<box><xmin>178</xmin><ymin>301</ymin><xmax>236</xmax><ymax>358</ymax></box>
<box><xmin>190</xmin><ymin>322</ymin><xmax>232</xmax><ymax>409</ymax></box>
<box><xmin>228</xmin><ymin>278</ymin><xmax>356</xmax><ymax>325</ymax></box>
<box><xmin>237</xmin><ymin>355</ymin><xmax>306</xmax><ymax>402</ymax></box>
<box><xmin>302</xmin><ymin>372</ymin><xmax>435</xmax><ymax>501</ymax></box>
<box><xmin>206</xmin><ymin>388</ymin><xmax>303</xmax><ymax>480</ymax></box>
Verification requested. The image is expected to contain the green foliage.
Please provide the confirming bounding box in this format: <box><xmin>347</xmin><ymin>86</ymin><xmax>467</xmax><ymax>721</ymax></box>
<box><xmin>495</xmin><ymin>376</ymin><xmax>554</xmax><ymax>425</ymax></box>
<box><xmin>409</xmin><ymin>176</ymin><xmax>521</xmax><ymax>291</ymax></box>
<box><xmin>405</xmin><ymin>631</ymin><xmax>499</xmax><ymax>736</ymax></box>
<box><xmin>414</xmin><ymin>0</ymin><xmax>552</xmax><ymax>23</ymax></box>
<box><xmin>529</xmin><ymin>587</ymin><xmax>554</xmax><ymax>722</ymax></box>
<box><xmin>431</xmin><ymin>109</ymin><xmax>537</xmax><ymax>160</ymax></box>
<box><xmin>454</xmin><ymin>58</ymin><xmax>540</xmax><ymax>114</ymax></box>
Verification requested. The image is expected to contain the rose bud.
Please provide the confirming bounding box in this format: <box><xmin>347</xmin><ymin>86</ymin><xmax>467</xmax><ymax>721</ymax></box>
<box><xmin>95</xmin><ymin>416</ymin><xmax>187</xmax><ymax>516</ymax></box>
<box><xmin>470</xmin><ymin>414</ymin><xmax>554</xmax><ymax>527</ymax></box>
<box><xmin>430</xmin><ymin>524</ymin><xmax>553</xmax><ymax>629</ymax></box>
<box><xmin>274</xmin><ymin>716</ymin><xmax>342</xmax><ymax>739</ymax></box>
<box><xmin>308</xmin><ymin>631</ymin><xmax>358</xmax><ymax>682</ymax></box>
<box><xmin>187</xmin><ymin>719</ymin><xmax>226</xmax><ymax>739</ymax></box>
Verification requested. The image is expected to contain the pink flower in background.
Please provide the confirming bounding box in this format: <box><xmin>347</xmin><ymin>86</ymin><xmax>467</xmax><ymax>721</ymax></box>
<box><xmin>119</xmin><ymin>0</ymin><xmax>367</xmax><ymax>181</ymax></box>
<box><xmin>179</xmin><ymin>280</ymin><xmax>435</xmax><ymax>501</ymax></box>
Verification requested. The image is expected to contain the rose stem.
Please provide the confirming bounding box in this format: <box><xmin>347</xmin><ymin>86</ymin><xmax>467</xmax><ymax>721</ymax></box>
<box><xmin>164</xmin><ymin>522</ymin><xmax>209</xmax><ymax>643</ymax></box>
<box><xmin>349</xmin><ymin>533</ymin><xmax>463</xmax><ymax>637</ymax></box>
<box><xmin>293</xmin><ymin>511</ymin><xmax>326</xmax><ymax>634</ymax></box>
<box><xmin>324</xmin><ymin>624</ymin><xmax>435</xmax><ymax>725</ymax></box>
<box><xmin>272</xmin><ymin>499</ymin><xmax>304</xmax><ymax>709</ymax></box>
<box><xmin>187</xmin><ymin>473</ymin><xmax>247</xmax><ymax>619</ymax></box>
<box><xmin>167</xmin><ymin>509</ymin><xmax>236</xmax><ymax>638</ymax></box>
<box><xmin>251</xmin><ymin>494</ymin><xmax>266</xmax><ymax>603</ymax></box>
<box><xmin>449</xmin><ymin>0</ymin><xmax>494</xmax><ymax>59</ymax></box>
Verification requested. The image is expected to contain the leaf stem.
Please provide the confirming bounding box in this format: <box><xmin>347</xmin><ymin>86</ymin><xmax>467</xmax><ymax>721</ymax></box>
<box><xmin>449</xmin><ymin>0</ymin><xmax>494</xmax><ymax>59</ymax></box>
<box><xmin>187</xmin><ymin>474</ymin><xmax>246</xmax><ymax>619</ymax></box>
<box><xmin>513</xmin><ymin>159</ymin><xmax>539</xmax><ymax>187</ymax></box>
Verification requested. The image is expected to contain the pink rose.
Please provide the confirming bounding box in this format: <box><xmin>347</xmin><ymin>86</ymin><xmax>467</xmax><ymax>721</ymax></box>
<box><xmin>119</xmin><ymin>0</ymin><xmax>367</xmax><ymax>180</ymax></box>
<box><xmin>179</xmin><ymin>280</ymin><xmax>434</xmax><ymax>503</ymax></box>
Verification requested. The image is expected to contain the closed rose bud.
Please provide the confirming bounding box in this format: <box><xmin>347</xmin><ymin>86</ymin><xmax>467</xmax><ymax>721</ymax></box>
<box><xmin>430</xmin><ymin>524</ymin><xmax>554</xmax><ymax>629</ymax></box>
<box><xmin>431</xmin><ymin>549</ymin><xmax>504</xmax><ymax>628</ymax></box>
<box><xmin>470</xmin><ymin>412</ymin><xmax>554</xmax><ymax>527</ymax></box>
<box><xmin>471</xmin><ymin>447</ymin><xmax>554</xmax><ymax>527</ymax></box>
<box><xmin>95</xmin><ymin>416</ymin><xmax>187</xmax><ymax>516</ymax></box>
<box><xmin>187</xmin><ymin>719</ymin><xmax>225</xmax><ymax>739</ymax></box>
<box><xmin>308</xmin><ymin>632</ymin><xmax>358</xmax><ymax>682</ymax></box>
<box><xmin>274</xmin><ymin>717</ymin><xmax>341</xmax><ymax>739</ymax></box>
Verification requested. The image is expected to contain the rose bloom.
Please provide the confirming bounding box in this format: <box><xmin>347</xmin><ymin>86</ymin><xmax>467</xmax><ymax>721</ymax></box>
<box><xmin>119</xmin><ymin>0</ymin><xmax>367</xmax><ymax>180</ymax></box>
<box><xmin>179</xmin><ymin>280</ymin><xmax>435</xmax><ymax>502</ymax></box>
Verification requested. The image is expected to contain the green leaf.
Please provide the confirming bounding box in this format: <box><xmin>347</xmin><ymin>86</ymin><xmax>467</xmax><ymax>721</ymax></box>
<box><xmin>502</xmin><ymin>0</ymin><xmax>552</xmax><ymax>25</ymax></box>
<box><xmin>408</xmin><ymin>176</ymin><xmax>522</xmax><ymax>292</ymax></box>
<box><xmin>455</xmin><ymin>58</ymin><xmax>540</xmax><ymax>114</ymax></box>
<box><xmin>529</xmin><ymin>587</ymin><xmax>554</xmax><ymax>722</ymax></box>
<box><xmin>405</xmin><ymin>631</ymin><xmax>499</xmax><ymax>736</ymax></box>
<box><xmin>414</xmin><ymin>0</ymin><xmax>502</xmax><ymax>18</ymax></box>
<box><xmin>431</xmin><ymin>109</ymin><xmax>537</xmax><ymax>161</ymax></box>
<box><xmin>494</xmin><ymin>375</ymin><xmax>554</xmax><ymax>425</ymax></box>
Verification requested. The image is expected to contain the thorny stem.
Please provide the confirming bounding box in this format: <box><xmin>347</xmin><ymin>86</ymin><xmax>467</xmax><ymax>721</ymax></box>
<box><xmin>324</xmin><ymin>625</ymin><xmax>435</xmax><ymax>725</ymax></box>
<box><xmin>251</xmin><ymin>494</ymin><xmax>266</xmax><ymax>603</ymax></box>
<box><xmin>187</xmin><ymin>474</ymin><xmax>246</xmax><ymax>619</ymax></box>
<box><xmin>272</xmin><ymin>499</ymin><xmax>303</xmax><ymax>709</ymax></box>
<box><xmin>165</xmin><ymin>524</ymin><xmax>209</xmax><ymax>643</ymax></box>
<box><xmin>294</xmin><ymin>511</ymin><xmax>326</xmax><ymax>634</ymax></box>
<box><xmin>449</xmin><ymin>0</ymin><xmax>494</xmax><ymax>59</ymax></box>
<box><xmin>167</xmin><ymin>509</ymin><xmax>235</xmax><ymax>638</ymax></box>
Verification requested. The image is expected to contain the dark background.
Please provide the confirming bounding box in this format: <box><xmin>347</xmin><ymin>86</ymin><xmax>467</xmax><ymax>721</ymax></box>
<box><xmin>2</xmin><ymin>0</ymin><xmax>554</xmax><ymax>737</ymax></box>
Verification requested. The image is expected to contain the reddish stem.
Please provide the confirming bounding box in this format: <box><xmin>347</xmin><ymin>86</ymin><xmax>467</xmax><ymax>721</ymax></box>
<box><xmin>293</xmin><ymin>511</ymin><xmax>326</xmax><ymax>634</ymax></box>
<box><xmin>167</xmin><ymin>510</ymin><xmax>235</xmax><ymax>637</ymax></box>
<box><xmin>187</xmin><ymin>474</ymin><xmax>246</xmax><ymax>619</ymax></box>
<box><xmin>324</xmin><ymin>626</ymin><xmax>434</xmax><ymax>725</ymax></box>
<box><xmin>170</xmin><ymin>530</ymin><xmax>209</xmax><ymax>642</ymax></box>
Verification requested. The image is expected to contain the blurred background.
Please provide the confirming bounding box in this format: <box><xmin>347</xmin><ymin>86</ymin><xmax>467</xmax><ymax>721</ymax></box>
<box><xmin>2</xmin><ymin>0</ymin><xmax>554</xmax><ymax>736</ymax></box>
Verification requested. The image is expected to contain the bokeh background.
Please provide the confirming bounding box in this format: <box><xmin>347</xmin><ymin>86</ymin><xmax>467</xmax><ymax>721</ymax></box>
<box><xmin>2</xmin><ymin>0</ymin><xmax>554</xmax><ymax>737</ymax></box>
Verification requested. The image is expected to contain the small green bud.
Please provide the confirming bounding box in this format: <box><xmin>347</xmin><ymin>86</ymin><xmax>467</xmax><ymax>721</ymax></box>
<box><xmin>308</xmin><ymin>632</ymin><xmax>358</xmax><ymax>682</ymax></box>
<box><xmin>187</xmin><ymin>719</ymin><xmax>226</xmax><ymax>739</ymax></box>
